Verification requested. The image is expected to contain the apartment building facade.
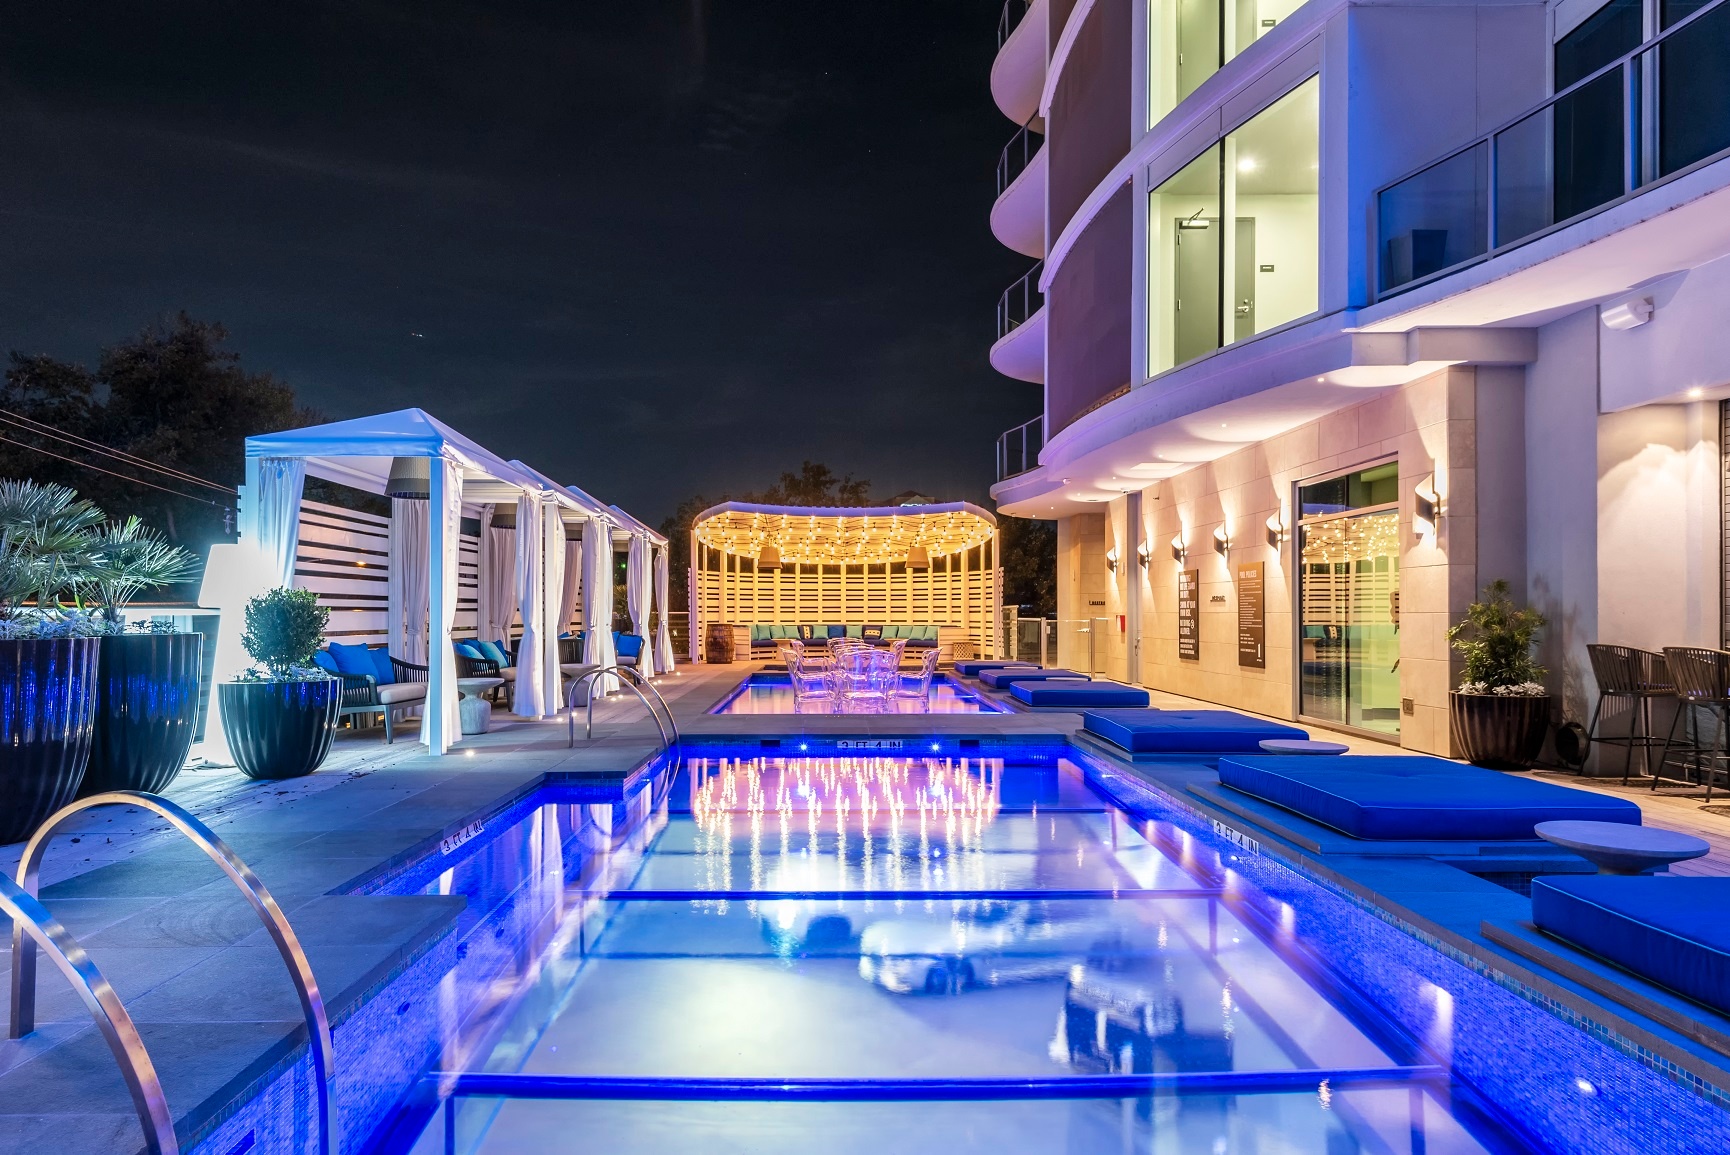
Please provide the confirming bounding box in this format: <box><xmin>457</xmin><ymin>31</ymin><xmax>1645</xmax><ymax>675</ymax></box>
<box><xmin>988</xmin><ymin>0</ymin><xmax>1730</xmax><ymax>756</ymax></box>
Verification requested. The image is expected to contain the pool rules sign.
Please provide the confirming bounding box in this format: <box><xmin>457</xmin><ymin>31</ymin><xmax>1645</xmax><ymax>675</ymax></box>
<box><xmin>1177</xmin><ymin>569</ymin><xmax>1199</xmax><ymax>660</ymax></box>
<box><xmin>1236</xmin><ymin>561</ymin><xmax>1266</xmax><ymax>669</ymax></box>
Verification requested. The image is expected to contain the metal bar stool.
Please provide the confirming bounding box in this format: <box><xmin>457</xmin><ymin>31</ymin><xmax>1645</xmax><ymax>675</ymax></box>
<box><xmin>1655</xmin><ymin>646</ymin><xmax>1730</xmax><ymax>802</ymax></box>
<box><xmin>1585</xmin><ymin>645</ymin><xmax>1673</xmax><ymax>782</ymax></box>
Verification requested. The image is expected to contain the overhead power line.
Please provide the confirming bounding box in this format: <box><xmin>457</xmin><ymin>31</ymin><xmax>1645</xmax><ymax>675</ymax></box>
<box><xmin>0</xmin><ymin>433</ymin><xmax>231</xmax><ymax>509</ymax></box>
<box><xmin>0</xmin><ymin>407</ymin><xmax>236</xmax><ymax>494</ymax></box>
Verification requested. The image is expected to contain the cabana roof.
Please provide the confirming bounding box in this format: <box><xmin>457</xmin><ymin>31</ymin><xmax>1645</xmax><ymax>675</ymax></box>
<box><xmin>693</xmin><ymin>501</ymin><xmax>995</xmax><ymax>565</ymax></box>
<box><xmin>246</xmin><ymin>407</ymin><xmax>537</xmax><ymax>495</ymax></box>
<box><xmin>609</xmin><ymin>504</ymin><xmax>668</xmax><ymax>546</ymax></box>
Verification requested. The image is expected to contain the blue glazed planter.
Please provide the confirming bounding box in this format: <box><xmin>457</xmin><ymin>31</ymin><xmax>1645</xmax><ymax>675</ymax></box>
<box><xmin>219</xmin><ymin>678</ymin><xmax>340</xmax><ymax>780</ymax></box>
<box><xmin>0</xmin><ymin>636</ymin><xmax>100</xmax><ymax>844</ymax></box>
<box><xmin>82</xmin><ymin>632</ymin><xmax>204</xmax><ymax>796</ymax></box>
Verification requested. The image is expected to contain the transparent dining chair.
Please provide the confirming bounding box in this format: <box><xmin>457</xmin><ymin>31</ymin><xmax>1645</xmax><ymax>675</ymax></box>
<box><xmin>892</xmin><ymin>647</ymin><xmax>942</xmax><ymax>711</ymax></box>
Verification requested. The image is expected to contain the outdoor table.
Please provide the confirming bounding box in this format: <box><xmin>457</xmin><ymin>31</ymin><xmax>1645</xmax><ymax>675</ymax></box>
<box><xmin>1535</xmin><ymin>819</ymin><xmax>1711</xmax><ymax>874</ymax></box>
<box><xmin>561</xmin><ymin>662</ymin><xmax>602</xmax><ymax>707</ymax></box>
<box><xmin>1259</xmin><ymin>739</ymin><xmax>1350</xmax><ymax>755</ymax></box>
<box><xmin>457</xmin><ymin>677</ymin><xmax>504</xmax><ymax>735</ymax></box>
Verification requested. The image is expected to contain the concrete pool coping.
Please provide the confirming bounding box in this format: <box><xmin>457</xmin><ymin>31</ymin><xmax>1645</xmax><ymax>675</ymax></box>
<box><xmin>7</xmin><ymin>658</ymin><xmax>1730</xmax><ymax>1149</ymax></box>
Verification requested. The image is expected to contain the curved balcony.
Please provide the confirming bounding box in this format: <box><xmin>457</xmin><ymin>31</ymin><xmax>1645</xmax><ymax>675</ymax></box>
<box><xmin>996</xmin><ymin>415</ymin><xmax>1044</xmax><ymax>481</ymax></box>
<box><xmin>992</xmin><ymin>123</ymin><xmax>1047</xmax><ymax>258</ymax></box>
<box><xmin>991</xmin><ymin>0</ymin><xmax>1046</xmax><ymax>125</ymax></box>
<box><xmin>991</xmin><ymin>261</ymin><xmax>1046</xmax><ymax>383</ymax></box>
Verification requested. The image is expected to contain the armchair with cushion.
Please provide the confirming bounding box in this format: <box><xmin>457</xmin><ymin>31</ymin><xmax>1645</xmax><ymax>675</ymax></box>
<box><xmin>614</xmin><ymin>631</ymin><xmax>647</xmax><ymax>669</ymax></box>
<box><xmin>316</xmin><ymin>641</ymin><xmax>429</xmax><ymax>743</ymax></box>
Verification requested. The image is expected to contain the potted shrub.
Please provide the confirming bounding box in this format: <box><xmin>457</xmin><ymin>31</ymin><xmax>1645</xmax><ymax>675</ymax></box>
<box><xmin>219</xmin><ymin>587</ymin><xmax>341</xmax><ymax>780</ymax></box>
<box><xmin>1447</xmin><ymin>579</ymin><xmax>1550</xmax><ymax>769</ymax></box>
<box><xmin>0</xmin><ymin>481</ymin><xmax>106</xmax><ymax>843</ymax></box>
<box><xmin>80</xmin><ymin>517</ymin><xmax>205</xmax><ymax>796</ymax></box>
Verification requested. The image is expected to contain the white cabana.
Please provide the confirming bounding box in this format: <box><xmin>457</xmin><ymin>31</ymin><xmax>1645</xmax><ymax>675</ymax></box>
<box><xmin>508</xmin><ymin>463</ymin><xmax>620</xmax><ymax>701</ymax></box>
<box><xmin>608</xmin><ymin>504</ymin><xmax>669</xmax><ymax>677</ymax></box>
<box><xmin>230</xmin><ymin>409</ymin><xmax>554</xmax><ymax>756</ymax></box>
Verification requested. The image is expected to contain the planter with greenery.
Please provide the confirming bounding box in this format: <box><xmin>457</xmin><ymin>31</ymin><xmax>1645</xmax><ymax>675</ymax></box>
<box><xmin>80</xmin><ymin>517</ymin><xmax>205</xmax><ymax>796</ymax></box>
<box><xmin>1446</xmin><ymin>579</ymin><xmax>1550</xmax><ymax>770</ymax></box>
<box><xmin>219</xmin><ymin>587</ymin><xmax>340</xmax><ymax>780</ymax></box>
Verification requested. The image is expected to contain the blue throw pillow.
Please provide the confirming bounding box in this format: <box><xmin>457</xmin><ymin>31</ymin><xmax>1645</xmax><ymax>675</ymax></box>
<box><xmin>327</xmin><ymin>642</ymin><xmax>376</xmax><ymax>678</ymax></box>
<box><xmin>476</xmin><ymin>640</ymin><xmax>510</xmax><ymax>668</ymax></box>
<box><xmin>617</xmin><ymin>634</ymin><xmax>644</xmax><ymax>659</ymax></box>
<box><xmin>454</xmin><ymin>641</ymin><xmax>484</xmax><ymax>660</ymax></box>
<box><xmin>368</xmin><ymin>646</ymin><xmax>397</xmax><ymax>685</ymax></box>
<box><xmin>312</xmin><ymin>650</ymin><xmax>340</xmax><ymax>675</ymax></box>
<box><xmin>827</xmin><ymin>625</ymin><xmax>845</xmax><ymax>638</ymax></box>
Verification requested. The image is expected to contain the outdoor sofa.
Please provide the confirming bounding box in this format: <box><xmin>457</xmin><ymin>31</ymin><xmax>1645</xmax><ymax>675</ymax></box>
<box><xmin>748</xmin><ymin>623</ymin><xmax>943</xmax><ymax>655</ymax></box>
<box><xmin>313</xmin><ymin>642</ymin><xmax>429</xmax><ymax>743</ymax></box>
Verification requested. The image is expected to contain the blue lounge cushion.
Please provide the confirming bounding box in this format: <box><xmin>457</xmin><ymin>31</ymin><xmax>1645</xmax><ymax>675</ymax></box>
<box><xmin>1532</xmin><ymin>876</ymin><xmax>1730</xmax><ymax>1016</ymax></box>
<box><xmin>368</xmin><ymin>646</ymin><xmax>397</xmax><ymax>685</ymax></box>
<box><xmin>1084</xmin><ymin>710</ymin><xmax>1305</xmax><ymax>753</ymax></box>
<box><xmin>327</xmin><ymin>642</ymin><xmax>377</xmax><ymax>679</ymax></box>
<box><xmin>979</xmin><ymin>667</ymin><xmax>1089</xmax><ymax>689</ymax></box>
<box><xmin>955</xmin><ymin>660</ymin><xmax>1036</xmax><ymax>677</ymax></box>
<box><xmin>475</xmin><ymin>640</ymin><xmax>510</xmax><ymax>669</ymax></box>
<box><xmin>1217</xmin><ymin>755</ymin><xmax>1643</xmax><ymax>840</ymax></box>
<box><xmin>1012</xmin><ymin>681</ymin><xmax>1150</xmax><ymax>707</ymax></box>
<box><xmin>312</xmin><ymin>650</ymin><xmax>341</xmax><ymax>675</ymax></box>
<box><xmin>615</xmin><ymin>633</ymin><xmax>645</xmax><ymax>659</ymax></box>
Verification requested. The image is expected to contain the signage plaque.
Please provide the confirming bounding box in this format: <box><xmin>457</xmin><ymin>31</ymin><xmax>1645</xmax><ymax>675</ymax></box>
<box><xmin>1237</xmin><ymin>561</ymin><xmax>1266</xmax><ymax>669</ymax></box>
<box><xmin>1178</xmin><ymin>569</ymin><xmax>1200</xmax><ymax>660</ymax></box>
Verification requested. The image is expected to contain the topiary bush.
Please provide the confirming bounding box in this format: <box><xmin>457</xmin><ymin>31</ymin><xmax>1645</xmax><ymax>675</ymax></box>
<box><xmin>241</xmin><ymin>587</ymin><xmax>329</xmax><ymax>679</ymax></box>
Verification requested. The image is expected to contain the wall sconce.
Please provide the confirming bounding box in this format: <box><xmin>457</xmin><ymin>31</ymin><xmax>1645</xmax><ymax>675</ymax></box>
<box><xmin>1601</xmin><ymin>297</ymin><xmax>1653</xmax><ymax>330</ymax></box>
<box><xmin>1105</xmin><ymin>546</ymin><xmax>1119</xmax><ymax>572</ymax></box>
<box><xmin>1136</xmin><ymin>541</ymin><xmax>1152</xmax><ymax>567</ymax></box>
<box><xmin>1265</xmin><ymin>510</ymin><xmax>1288</xmax><ymax>548</ymax></box>
<box><xmin>1171</xmin><ymin>533</ymin><xmax>1187</xmax><ymax>563</ymax></box>
<box><xmin>1413</xmin><ymin>475</ymin><xmax>1442</xmax><ymax>537</ymax></box>
<box><xmin>1213</xmin><ymin>525</ymin><xmax>1231</xmax><ymax>556</ymax></box>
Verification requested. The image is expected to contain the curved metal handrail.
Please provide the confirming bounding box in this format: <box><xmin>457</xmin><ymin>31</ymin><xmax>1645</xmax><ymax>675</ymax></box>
<box><xmin>10</xmin><ymin>792</ymin><xmax>334</xmax><ymax>1155</ymax></box>
<box><xmin>566</xmin><ymin>665</ymin><xmax>679</xmax><ymax>752</ymax></box>
<box><xmin>0</xmin><ymin>875</ymin><xmax>178</xmax><ymax>1154</ymax></box>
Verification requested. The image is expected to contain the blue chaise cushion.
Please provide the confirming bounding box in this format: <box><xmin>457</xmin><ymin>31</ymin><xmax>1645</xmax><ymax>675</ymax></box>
<box><xmin>1532</xmin><ymin>876</ymin><xmax>1730</xmax><ymax>1016</ymax></box>
<box><xmin>956</xmin><ymin>660</ymin><xmax>1035</xmax><ymax>677</ymax></box>
<box><xmin>1217</xmin><ymin>755</ymin><xmax>1643</xmax><ymax>840</ymax></box>
<box><xmin>979</xmin><ymin>667</ymin><xmax>1089</xmax><ymax>689</ymax></box>
<box><xmin>1012</xmin><ymin>680</ymin><xmax>1150</xmax><ymax>707</ymax></box>
<box><xmin>327</xmin><ymin>642</ymin><xmax>377</xmax><ymax>679</ymax></box>
<box><xmin>1084</xmin><ymin>710</ymin><xmax>1305</xmax><ymax>753</ymax></box>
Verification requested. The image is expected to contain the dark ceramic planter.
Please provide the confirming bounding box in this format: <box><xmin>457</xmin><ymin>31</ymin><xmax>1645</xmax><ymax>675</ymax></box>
<box><xmin>1449</xmin><ymin>691</ymin><xmax>1551</xmax><ymax>770</ymax></box>
<box><xmin>219</xmin><ymin>678</ymin><xmax>340</xmax><ymax>780</ymax></box>
<box><xmin>82</xmin><ymin>632</ymin><xmax>204</xmax><ymax>796</ymax></box>
<box><xmin>0</xmin><ymin>636</ymin><xmax>100</xmax><ymax>844</ymax></box>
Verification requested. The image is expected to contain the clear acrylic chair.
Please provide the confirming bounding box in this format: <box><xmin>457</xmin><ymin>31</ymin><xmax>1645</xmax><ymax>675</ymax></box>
<box><xmin>791</xmin><ymin>652</ymin><xmax>835</xmax><ymax>713</ymax></box>
<box><xmin>838</xmin><ymin>647</ymin><xmax>892</xmax><ymax>713</ymax></box>
<box><xmin>892</xmin><ymin>647</ymin><xmax>942</xmax><ymax>711</ymax></box>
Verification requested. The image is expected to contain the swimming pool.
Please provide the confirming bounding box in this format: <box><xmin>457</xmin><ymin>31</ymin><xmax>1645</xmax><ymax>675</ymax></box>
<box><xmin>368</xmin><ymin>747</ymin><xmax>1730</xmax><ymax>1153</ymax></box>
<box><xmin>710</xmin><ymin>671</ymin><xmax>1005</xmax><ymax>713</ymax></box>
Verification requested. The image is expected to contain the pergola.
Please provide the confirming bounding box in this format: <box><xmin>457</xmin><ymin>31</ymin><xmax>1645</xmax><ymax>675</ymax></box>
<box><xmin>214</xmin><ymin>408</ymin><xmax>640</xmax><ymax>756</ymax></box>
<box><xmin>690</xmin><ymin>501</ymin><xmax>1000</xmax><ymax>658</ymax></box>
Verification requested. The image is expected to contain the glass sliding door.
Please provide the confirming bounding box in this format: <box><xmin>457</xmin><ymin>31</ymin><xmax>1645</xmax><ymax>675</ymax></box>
<box><xmin>1296</xmin><ymin>464</ymin><xmax>1401</xmax><ymax>737</ymax></box>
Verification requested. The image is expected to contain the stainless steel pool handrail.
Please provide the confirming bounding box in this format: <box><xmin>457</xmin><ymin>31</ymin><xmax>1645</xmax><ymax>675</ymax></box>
<box><xmin>567</xmin><ymin>665</ymin><xmax>679</xmax><ymax>752</ymax></box>
<box><xmin>9</xmin><ymin>791</ymin><xmax>334</xmax><ymax>1155</ymax></box>
<box><xmin>0</xmin><ymin>875</ymin><xmax>178</xmax><ymax>1154</ymax></box>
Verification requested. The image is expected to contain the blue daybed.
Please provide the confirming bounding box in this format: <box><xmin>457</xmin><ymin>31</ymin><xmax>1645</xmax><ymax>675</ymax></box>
<box><xmin>979</xmin><ymin>667</ymin><xmax>1091</xmax><ymax>689</ymax></box>
<box><xmin>1531</xmin><ymin>876</ymin><xmax>1730</xmax><ymax>1017</ymax></box>
<box><xmin>955</xmin><ymin>660</ymin><xmax>1036</xmax><ymax>677</ymax></box>
<box><xmin>1083</xmin><ymin>710</ymin><xmax>1306</xmax><ymax>753</ymax></box>
<box><xmin>1011</xmin><ymin>680</ymin><xmax>1150</xmax><ymax>707</ymax></box>
<box><xmin>1217</xmin><ymin>755</ymin><xmax>1643</xmax><ymax>840</ymax></box>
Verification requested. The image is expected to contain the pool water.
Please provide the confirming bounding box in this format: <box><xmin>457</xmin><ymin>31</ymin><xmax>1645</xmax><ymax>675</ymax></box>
<box><xmin>711</xmin><ymin>672</ymin><xmax>1004</xmax><ymax>714</ymax></box>
<box><xmin>385</xmin><ymin>752</ymin><xmax>1730</xmax><ymax>1154</ymax></box>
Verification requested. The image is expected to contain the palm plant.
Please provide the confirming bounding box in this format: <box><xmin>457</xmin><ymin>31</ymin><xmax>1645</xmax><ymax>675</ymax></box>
<box><xmin>0</xmin><ymin>479</ymin><xmax>104</xmax><ymax>618</ymax></box>
<box><xmin>83</xmin><ymin>517</ymin><xmax>201</xmax><ymax>623</ymax></box>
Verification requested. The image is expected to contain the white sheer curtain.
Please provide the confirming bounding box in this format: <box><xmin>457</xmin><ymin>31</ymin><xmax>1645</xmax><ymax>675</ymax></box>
<box><xmin>654</xmin><ymin>544</ymin><xmax>675</xmax><ymax>674</ymax></box>
<box><xmin>539</xmin><ymin>511</ymin><xmax>565</xmax><ymax>718</ymax></box>
<box><xmin>582</xmin><ymin>522</ymin><xmax>618</xmax><ymax>692</ymax></box>
<box><xmin>512</xmin><ymin>491</ymin><xmax>545</xmax><ymax>718</ymax></box>
<box><xmin>253</xmin><ymin>457</ymin><xmax>306</xmax><ymax>587</ymax></box>
<box><xmin>626</xmin><ymin>533</ymin><xmax>653</xmax><ymax>676</ymax></box>
<box><xmin>557</xmin><ymin>536</ymin><xmax>580</xmax><ymax>640</ymax></box>
<box><xmin>421</xmin><ymin>457</ymin><xmax>462</xmax><ymax>752</ymax></box>
<box><xmin>477</xmin><ymin>505</ymin><xmax>518</xmax><ymax>645</ymax></box>
<box><xmin>388</xmin><ymin>497</ymin><xmax>431</xmax><ymax>663</ymax></box>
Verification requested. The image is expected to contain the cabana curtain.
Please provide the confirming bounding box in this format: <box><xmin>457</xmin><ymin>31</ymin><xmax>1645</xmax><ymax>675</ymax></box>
<box><xmin>253</xmin><ymin>457</ymin><xmax>306</xmax><ymax>587</ymax></box>
<box><xmin>583</xmin><ymin>523</ymin><xmax>618</xmax><ymax>692</ymax></box>
<box><xmin>388</xmin><ymin>498</ymin><xmax>430</xmax><ymax>664</ymax></box>
<box><xmin>477</xmin><ymin>506</ymin><xmax>518</xmax><ymax>645</ymax></box>
<box><xmin>626</xmin><ymin>532</ymin><xmax>653</xmax><ymax>676</ymax></box>
<box><xmin>539</xmin><ymin>510</ymin><xmax>565</xmax><ymax>718</ymax></box>
<box><xmin>557</xmin><ymin>536</ymin><xmax>580</xmax><ymax>641</ymax></box>
<box><xmin>512</xmin><ymin>492</ymin><xmax>546</xmax><ymax>718</ymax></box>
<box><xmin>654</xmin><ymin>544</ymin><xmax>675</xmax><ymax>674</ymax></box>
<box><xmin>421</xmin><ymin>457</ymin><xmax>463</xmax><ymax>752</ymax></box>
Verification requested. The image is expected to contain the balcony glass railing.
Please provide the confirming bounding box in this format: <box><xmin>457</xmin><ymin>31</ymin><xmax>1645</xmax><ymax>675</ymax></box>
<box><xmin>996</xmin><ymin>415</ymin><xmax>1044</xmax><ymax>481</ymax></box>
<box><xmin>996</xmin><ymin>260</ymin><xmax>1045</xmax><ymax>342</ymax></box>
<box><xmin>998</xmin><ymin>0</ymin><xmax>1033</xmax><ymax>49</ymax></box>
<box><xmin>996</xmin><ymin>122</ymin><xmax>1045</xmax><ymax>198</ymax></box>
<box><xmin>1376</xmin><ymin>0</ymin><xmax>1730</xmax><ymax>296</ymax></box>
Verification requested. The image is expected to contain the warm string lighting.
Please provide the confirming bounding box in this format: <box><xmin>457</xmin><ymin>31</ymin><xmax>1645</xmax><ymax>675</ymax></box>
<box><xmin>694</xmin><ymin>506</ymin><xmax>994</xmax><ymax>566</ymax></box>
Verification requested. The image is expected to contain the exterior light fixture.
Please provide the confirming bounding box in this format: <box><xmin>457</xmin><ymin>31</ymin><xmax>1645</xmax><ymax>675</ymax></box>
<box><xmin>1265</xmin><ymin>510</ymin><xmax>1288</xmax><ymax>548</ymax></box>
<box><xmin>385</xmin><ymin>456</ymin><xmax>430</xmax><ymax>499</ymax></box>
<box><xmin>758</xmin><ymin>545</ymin><xmax>782</xmax><ymax>570</ymax></box>
<box><xmin>489</xmin><ymin>502</ymin><xmax>517</xmax><ymax>530</ymax></box>
<box><xmin>1105</xmin><ymin>547</ymin><xmax>1119</xmax><ymax>572</ymax></box>
<box><xmin>1213</xmin><ymin>525</ymin><xmax>1231</xmax><ymax>556</ymax></box>
<box><xmin>1414</xmin><ymin>475</ymin><xmax>1442</xmax><ymax>537</ymax></box>
<box><xmin>907</xmin><ymin>545</ymin><xmax>930</xmax><ymax>569</ymax></box>
<box><xmin>1137</xmin><ymin>541</ymin><xmax>1152</xmax><ymax>567</ymax></box>
<box><xmin>1171</xmin><ymin>533</ymin><xmax>1187</xmax><ymax>563</ymax></box>
<box><xmin>1601</xmin><ymin>297</ymin><xmax>1653</xmax><ymax>330</ymax></box>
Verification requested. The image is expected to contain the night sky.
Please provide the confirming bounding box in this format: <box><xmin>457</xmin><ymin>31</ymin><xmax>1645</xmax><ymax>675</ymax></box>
<box><xmin>0</xmin><ymin>1</ymin><xmax>1037</xmax><ymax>524</ymax></box>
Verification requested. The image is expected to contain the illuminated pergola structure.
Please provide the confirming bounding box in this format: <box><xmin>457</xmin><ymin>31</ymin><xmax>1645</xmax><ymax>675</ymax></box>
<box><xmin>690</xmin><ymin>501</ymin><xmax>1001</xmax><ymax>660</ymax></box>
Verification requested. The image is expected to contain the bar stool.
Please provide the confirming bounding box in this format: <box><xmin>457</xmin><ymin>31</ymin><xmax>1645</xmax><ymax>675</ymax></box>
<box><xmin>1655</xmin><ymin>647</ymin><xmax>1730</xmax><ymax>801</ymax></box>
<box><xmin>1585</xmin><ymin>645</ymin><xmax>1673</xmax><ymax>782</ymax></box>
